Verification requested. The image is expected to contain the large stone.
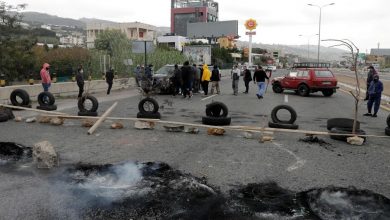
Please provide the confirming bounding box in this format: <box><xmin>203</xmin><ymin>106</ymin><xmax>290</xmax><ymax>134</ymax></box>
<box><xmin>14</xmin><ymin>116</ymin><xmax>22</xmax><ymax>122</ymax></box>
<box><xmin>33</xmin><ymin>141</ymin><xmax>59</xmax><ymax>169</ymax></box>
<box><xmin>134</xmin><ymin>121</ymin><xmax>155</xmax><ymax>130</ymax></box>
<box><xmin>25</xmin><ymin>117</ymin><xmax>37</xmax><ymax>123</ymax></box>
<box><xmin>184</xmin><ymin>127</ymin><xmax>200</xmax><ymax>134</ymax></box>
<box><xmin>347</xmin><ymin>136</ymin><xmax>365</xmax><ymax>146</ymax></box>
<box><xmin>82</xmin><ymin>119</ymin><xmax>96</xmax><ymax>128</ymax></box>
<box><xmin>50</xmin><ymin>117</ymin><xmax>65</xmax><ymax>126</ymax></box>
<box><xmin>163</xmin><ymin>125</ymin><xmax>184</xmax><ymax>132</ymax></box>
<box><xmin>207</xmin><ymin>128</ymin><xmax>225</xmax><ymax>136</ymax></box>
<box><xmin>111</xmin><ymin>122</ymin><xmax>124</xmax><ymax>129</ymax></box>
<box><xmin>38</xmin><ymin>116</ymin><xmax>52</xmax><ymax>124</ymax></box>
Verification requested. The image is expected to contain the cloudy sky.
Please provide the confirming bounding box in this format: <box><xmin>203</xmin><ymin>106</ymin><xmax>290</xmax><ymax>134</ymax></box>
<box><xmin>8</xmin><ymin>0</ymin><xmax>390</xmax><ymax>53</ymax></box>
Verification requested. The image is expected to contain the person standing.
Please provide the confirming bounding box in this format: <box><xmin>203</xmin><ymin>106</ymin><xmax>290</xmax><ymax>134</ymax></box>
<box><xmin>40</xmin><ymin>63</ymin><xmax>51</xmax><ymax>92</ymax></box>
<box><xmin>192</xmin><ymin>64</ymin><xmax>200</xmax><ymax>93</ymax></box>
<box><xmin>181</xmin><ymin>61</ymin><xmax>193</xmax><ymax>98</ymax></box>
<box><xmin>364</xmin><ymin>66</ymin><xmax>377</xmax><ymax>101</ymax></box>
<box><xmin>231</xmin><ymin>65</ymin><xmax>240</xmax><ymax>95</ymax></box>
<box><xmin>172</xmin><ymin>64</ymin><xmax>182</xmax><ymax>96</ymax></box>
<box><xmin>134</xmin><ymin>65</ymin><xmax>141</xmax><ymax>87</ymax></box>
<box><xmin>242</xmin><ymin>66</ymin><xmax>252</xmax><ymax>94</ymax></box>
<box><xmin>105</xmin><ymin>67</ymin><xmax>114</xmax><ymax>95</ymax></box>
<box><xmin>364</xmin><ymin>75</ymin><xmax>383</xmax><ymax>117</ymax></box>
<box><xmin>145</xmin><ymin>64</ymin><xmax>153</xmax><ymax>80</ymax></box>
<box><xmin>76</xmin><ymin>65</ymin><xmax>84</xmax><ymax>98</ymax></box>
<box><xmin>210</xmin><ymin>65</ymin><xmax>221</xmax><ymax>95</ymax></box>
<box><xmin>253</xmin><ymin>66</ymin><xmax>269</xmax><ymax>99</ymax></box>
<box><xmin>201</xmin><ymin>64</ymin><xmax>211</xmax><ymax>96</ymax></box>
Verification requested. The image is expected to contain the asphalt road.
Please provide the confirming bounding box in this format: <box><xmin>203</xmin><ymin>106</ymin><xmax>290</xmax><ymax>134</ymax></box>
<box><xmin>0</xmin><ymin>70</ymin><xmax>390</xmax><ymax>219</ymax></box>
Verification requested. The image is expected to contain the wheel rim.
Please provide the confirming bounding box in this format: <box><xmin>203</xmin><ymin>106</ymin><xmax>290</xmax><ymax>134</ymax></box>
<box><xmin>274</xmin><ymin>85</ymin><xmax>282</xmax><ymax>93</ymax></box>
<box><xmin>299</xmin><ymin>86</ymin><xmax>307</xmax><ymax>95</ymax></box>
<box><xmin>42</xmin><ymin>95</ymin><xmax>50</xmax><ymax>105</ymax></box>
<box><xmin>143</xmin><ymin>101</ymin><xmax>155</xmax><ymax>112</ymax></box>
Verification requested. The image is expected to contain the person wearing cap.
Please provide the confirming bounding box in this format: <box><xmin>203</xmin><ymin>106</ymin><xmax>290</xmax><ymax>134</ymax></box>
<box><xmin>364</xmin><ymin>74</ymin><xmax>383</xmax><ymax>117</ymax></box>
<box><xmin>40</xmin><ymin>63</ymin><xmax>51</xmax><ymax>92</ymax></box>
<box><xmin>364</xmin><ymin>66</ymin><xmax>378</xmax><ymax>101</ymax></box>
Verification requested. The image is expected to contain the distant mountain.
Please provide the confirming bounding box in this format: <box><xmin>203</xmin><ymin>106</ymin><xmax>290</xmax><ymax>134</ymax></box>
<box><xmin>19</xmin><ymin>12</ymin><xmax>85</xmax><ymax>28</ymax></box>
<box><xmin>79</xmin><ymin>17</ymin><xmax>117</xmax><ymax>25</ymax></box>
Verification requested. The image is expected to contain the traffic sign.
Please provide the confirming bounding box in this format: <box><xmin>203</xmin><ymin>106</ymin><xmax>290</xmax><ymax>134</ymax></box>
<box><xmin>244</xmin><ymin>19</ymin><xmax>258</xmax><ymax>31</ymax></box>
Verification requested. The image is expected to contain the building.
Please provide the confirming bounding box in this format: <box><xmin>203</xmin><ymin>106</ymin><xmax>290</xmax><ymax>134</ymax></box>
<box><xmin>368</xmin><ymin>48</ymin><xmax>390</xmax><ymax>69</ymax></box>
<box><xmin>217</xmin><ymin>36</ymin><xmax>236</xmax><ymax>49</ymax></box>
<box><xmin>157</xmin><ymin>35</ymin><xmax>189</xmax><ymax>51</ymax></box>
<box><xmin>59</xmin><ymin>35</ymin><xmax>85</xmax><ymax>46</ymax></box>
<box><xmin>86</xmin><ymin>22</ymin><xmax>157</xmax><ymax>48</ymax></box>
<box><xmin>171</xmin><ymin>0</ymin><xmax>219</xmax><ymax>36</ymax></box>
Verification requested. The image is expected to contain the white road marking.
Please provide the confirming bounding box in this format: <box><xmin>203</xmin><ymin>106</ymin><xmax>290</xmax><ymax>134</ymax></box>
<box><xmin>272</xmin><ymin>142</ymin><xmax>306</xmax><ymax>172</ymax></box>
<box><xmin>201</xmin><ymin>94</ymin><xmax>218</xmax><ymax>101</ymax></box>
<box><xmin>284</xmin><ymin>95</ymin><xmax>288</xmax><ymax>103</ymax></box>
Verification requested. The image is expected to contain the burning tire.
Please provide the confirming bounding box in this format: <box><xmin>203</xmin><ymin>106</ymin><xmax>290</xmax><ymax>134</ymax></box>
<box><xmin>10</xmin><ymin>89</ymin><xmax>30</xmax><ymax>106</ymax></box>
<box><xmin>271</xmin><ymin>105</ymin><xmax>297</xmax><ymax>124</ymax></box>
<box><xmin>37</xmin><ymin>105</ymin><xmax>57</xmax><ymax>111</ymax></box>
<box><xmin>138</xmin><ymin>97</ymin><xmax>159</xmax><ymax>114</ymax></box>
<box><xmin>137</xmin><ymin>112</ymin><xmax>161</xmax><ymax>119</ymax></box>
<box><xmin>78</xmin><ymin>95</ymin><xmax>99</xmax><ymax>113</ymax></box>
<box><xmin>205</xmin><ymin>102</ymin><xmax>228</xmax><ymax>117</ymax></box>
<box><xmin>37</xmin><ymin>91</ymin><xmax>55</xmax><ymax>106</ymax></box>
<box><xmin>329</xmin><ymin>127</ymin><xmax>366</xmax><ymax>142</ymax></box>
<box><xmin>327</xmin><ymin>118</ymin><xmax>360</xmax><ymax>131</ymax></box>
<box><xmin>268</xmin><ymin>121</ymin><xmax>299</xmax><ymax>130</ymax></box>
<box><xmin>202</xmin><ymin>116</ymin><xmax>231</xmax><ymax>126</ymax></box>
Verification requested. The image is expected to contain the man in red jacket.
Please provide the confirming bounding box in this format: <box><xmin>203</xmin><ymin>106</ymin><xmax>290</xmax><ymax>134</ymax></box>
<box><xmin>40</xmin><ymin>63</ymin><xmax>51</xmax><ymax>92</ymax></box>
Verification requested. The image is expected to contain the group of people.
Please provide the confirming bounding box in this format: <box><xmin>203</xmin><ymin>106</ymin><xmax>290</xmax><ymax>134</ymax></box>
<box><xmin>231</xmin><ymin>65</ymin><xmax>270</xmax><ymax>98</ymax></box>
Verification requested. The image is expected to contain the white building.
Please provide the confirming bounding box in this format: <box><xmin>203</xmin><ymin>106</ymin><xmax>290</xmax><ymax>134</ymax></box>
<box><xmin>59</xmin><ymin>35</ymin><xmax>85</xmax><ymax>46</ymax></box>
<box><xmin>157</xmin><ymin>35</ymin><xmax>189</xmax><ymax>51</ymax></box>
<box><xmin>40</xmin><ymin>24</ymin><xmax>51</xmax><ymax>30</ymax></box>
<box><xmin>86</xmin><ymin>22</ymin><xmax>156</xmax><ymax>48</ymax></box>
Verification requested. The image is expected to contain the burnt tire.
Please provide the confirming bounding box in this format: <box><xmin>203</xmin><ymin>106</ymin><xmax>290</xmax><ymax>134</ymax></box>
<box><xmin>272</xmin><ymin>83</ymin><xmax>283</xmax><ymax>93</ymax></box>
<box><xmin>205</xmin><ymin>102</ymin><xmax>228</xmax><ymax>117</ymax></box>
<box><xmin>0</xmin><ymin>113</ymin><xmax>9</xmax><ymax>122</ymax></box>
<box><xmin>387</xmin><ymin>115</ymin><xmax>390</xmax><ymax>127</ymax></box>
<box><xmin>10</xmin><ymin>89</ymin><xmax>30</xmax><ymax>106</ymax></box>
<box><xmin>327</xmin><ymin>118</ymin><xmax>360</xmax><ymax>131</ymax></box>
<box><xmin>268</xmin><ymin>121</ymin><xmax>299</xmax><ymax>130</ymax></box>
<box><xmin>37</xmin><ymin>92</ymin><xmax>55</xmax><ymax>106</ymax></box>
<box><xmin>78</xmin><ymin>111</ymin><xmax>98</xmax><ymax>117</ymax></box>
<box><xmin>322</xmin><ymin>89</ymin><xmax>334</xmax><ymax>97</ymax></box>
<box><xmin>78</xmin><ymin>95</ymin><xmax>99</xmax><ymax>112</ymax></box>
<box><xmin>271</xmin><ymin>105</ymin><xmax>297</xmax><ymax>124</ymax></box>
<box><xmin>385</xmin><ymin>127</ymin><xmax>390</xmax><ymax>136</ymax></box>
<box><xmin>329</xmin><ymin>127</ymin><xmax>366</xmax><ymax>142</ymax></box>
<box><xmin>0</xmin><ymin>108</ymin><xmax>15</xmax><ymax>120</ymax></box>
<box><xmin>37</xmin><ymin>105</ymin><xmax>57</xmax><ymax>111</ymax></box>
<box><xmin>137</xmin><ymin>112</ymin><xmax>161</xmax><ymax>119</ymax></box>
<box><xmin>202</xmin><ymin>116</ymin><xmax>231</xmax><ymax>126</ymax></box>
<box><xmin>297</xmin><ymin>84</ymin><xmax>310</xmax><ymax>97</ymax></box>
<box><xmin>138</xmin><ymin>97</ymin><xmax>159</xmax><ymax>114</ymax></box>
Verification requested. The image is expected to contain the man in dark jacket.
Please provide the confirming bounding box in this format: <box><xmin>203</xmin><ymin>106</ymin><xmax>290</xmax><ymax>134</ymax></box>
<box><xmin>210</xmin><ymin>65</ymin><xmax>221</xmax><ymax>95</ymax></box>
<box><xmin>145</xmin><ymin>64</ymin><xmax>153</xmax><ymax>80</ymax></box>
<box><xmin>242</xmin><ymin>66</ymin><xmax>252</xmax><ymax>94</ymax></box>
<box><xmin>253</xmin><ymin>66</ymin><xmax>269</xmax><ymax>99</ymax></box>
<box><xmin>192</xmin><ymin>64</ymin><xmax>200</xmax><ymax>93</ymax></box>
<box><xmin>105</xmin><ymin>67</ymin><xmax>114</xmax><ymax>95</ymax></box>
<box><xmin>76</xmin><ymin>65</ymin><xmax>84</xmax><ymax>98</ymax></box>
<box><xmin>172</xmin><ymin>64</ymin><xmax>182</xmax><ymax>96</ymax></box>
<box><xmin>364</xmin><ymin>74</ymin><xmax>383</xmax><ymax>117</ymax></box>
<box><xmin>365</xmin><ymin>66</ymin><xmax>377</xmax><ymax>100</ymax></box>
<box><xmin>181</xmin><ymin>61</ymin><xmax>193</xmax><ymax>98</ymax></box>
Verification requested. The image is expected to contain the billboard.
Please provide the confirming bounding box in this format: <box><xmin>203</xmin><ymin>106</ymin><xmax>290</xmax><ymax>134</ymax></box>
<box><xmin>187</xmin><ymin>20</ymin><xmax>238</xmax><ymax>38</ymax></box>
<box><xmin>183</xmin><ymin>45</ymin><xmax>212</xmax><ymax>65</ymax></box>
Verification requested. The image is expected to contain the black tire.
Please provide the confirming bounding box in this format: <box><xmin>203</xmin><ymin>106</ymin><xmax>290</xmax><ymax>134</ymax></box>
<box><xmin>10</xmin><ymin>89</ymin><xmax>30</xmax><ymax>106</ymax></box>
<box><xmin>272</xmin><ymin>83</ymin><xmax>283</xmax><ymax>93</ymax></box>
<box><xmin>329</xmin><ymin>127</ymin><xmax>366</xmax><ymax>142</ymax></box>
<box><xmin>385</xmin><ymin>127</ymin><xmax>390</xmax><ymax>136</ymax></box>
<box><xmin>327</xmin><ymin>118</ymin><xmax>360</xmax><ymax>131</ymax></box>
<box><xmin>0</xmin><ymin>108</ymin><xmax>15</xmax><ymax>119</ymax></box>
<box><xmin>0</xmin><ymin>113</ymin><xmax>9</xmax><ymax>122</ymax></box>
<box><xmin>387</xmin><ymin>115</ymin><xmax>390</xmax><ymax>127</ymax></box>
<box><xmin>138</xmin><ymin>97</ymin><xmax>159</xmax><ymax>114</ymax></box>
<box><xmin>202</xmin><ymin>116</ymin><xmax>231</xmax><ymax>126</ymax></box>
<box><xmin>297</xmin><ymin>84</ymin><xmax>310</xmax><ymax>97</ymax></box>
<box><xmin>205</xmin><ymin>102</ymin><xmax>228</xmax><ymax>117</ymax></box>
<box><xmin>271</xmin><ymin>105</ymin><xmax>297</xmax><ymax>124</ymax></box>
<box><xmin>78</xmin><ymin>95</ymin><xmax>99</xmax><ymax>112</ymax></box>
<box><xmin>137</xmin><ymin>112</ymin><xmax>161</xmax><ymax>119</ymax></box>
<box><xmin>322</xmin><ymin>89</ymin><xmax>334</xmax><ymax>97</ymax></box>
<box><xmin>37</xmin><ymin>92</ymin><xmax>55</xmax><ymax>106</ymax></box>
<box><xmin>268</xmin><ymin>121</ymin><xmax>299</xmax><ymax>130</ymax></box>
<box><xmin>36</xmin><ymin>105</ymin><xmax>57</xmax><ymax>111</ymax></box>
<box><xmin>78</xmin><ymin>111</ymin><xmax>98</xmax><ymax>117</ymax></box>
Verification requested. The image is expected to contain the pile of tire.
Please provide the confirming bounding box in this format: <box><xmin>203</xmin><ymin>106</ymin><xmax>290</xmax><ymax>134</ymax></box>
<box><xmin>137</xmin><ymin>97</ymin><xmax>161</xmax><ymax>119</ymax></box>
<box><xmin>327</xmin><ymin>118</ymin><xmax>366</xmax><ymax>142</ymax></box>
<box><xmin>37</xmin><ymin>91</ymin><xmax>57</xmax><ymax>111</ymax></box>
<box><xmin>0</xmin><ymin>107</ymin><xmax>15</xmax><ymax>123</ymax></box>
<box><xmin>78</xmin><ymin>95</ymin><xmax>99</xmax><ymax>116</ymax></box>
<box><xmin>385</xmin><ymin>115</ymin><xmax>390</xmax><ymax>136</ymax></box>
<box><xmin>202</xmin><ymin>102</ymin><xmax>231</xmax><ymax>126</ymax></box>
<box><xmin>268</xmin><ymin>105</ymin><xmax>299</xmax><ymax>130</ymax></box>
<box><xmin>10</xmin><ymin>89</ymin><xmax>31</xmax><ymax>109</ymax></box>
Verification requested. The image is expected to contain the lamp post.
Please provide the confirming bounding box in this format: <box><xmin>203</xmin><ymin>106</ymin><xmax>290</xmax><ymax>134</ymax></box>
<box><xmin>299</xmin><ymin>34</ymin><xmax>319</xmax><ymax>61</ymax></box>
<box><xmin>308</xmin><ymin>3</ymin><xmax>335</xmax><ymax>63</ymax></box>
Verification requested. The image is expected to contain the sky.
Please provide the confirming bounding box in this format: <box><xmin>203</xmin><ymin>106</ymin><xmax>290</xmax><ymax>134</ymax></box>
<box><xmin>7</xmin><ymin>0</ymin><xmax>390</xmax><ymax>53</ymax></box>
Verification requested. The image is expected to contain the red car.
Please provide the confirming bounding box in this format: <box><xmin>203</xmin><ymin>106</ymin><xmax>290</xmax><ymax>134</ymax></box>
<box><xmin>271</xmin><ymin>63</ymin><xmax>338</xmax><ymax>97</ymax></box>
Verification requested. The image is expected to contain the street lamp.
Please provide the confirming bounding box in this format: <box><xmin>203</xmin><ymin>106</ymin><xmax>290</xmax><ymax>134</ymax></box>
<box><xmin>308</xmin><ymin>3</ymin><xmax>335</xmax><ymax>63</ymax></box>
<box><xmin>299</xmin><ymin>34</ymin><xmax>319</xmax><ymax>61</ymax></box>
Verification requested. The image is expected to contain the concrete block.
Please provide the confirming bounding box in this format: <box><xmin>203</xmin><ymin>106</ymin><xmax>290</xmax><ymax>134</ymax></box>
<box><xmin>33</xmin><ymin>141</ymin><xmax>59</xmax><ymax>169</ymax></box>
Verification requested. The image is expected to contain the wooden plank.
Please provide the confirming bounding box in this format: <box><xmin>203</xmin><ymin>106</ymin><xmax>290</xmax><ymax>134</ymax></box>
<box><xmin>87</xmin><ymin>102</ymin><xmax>118</xmax><ymax>135</ymax></box>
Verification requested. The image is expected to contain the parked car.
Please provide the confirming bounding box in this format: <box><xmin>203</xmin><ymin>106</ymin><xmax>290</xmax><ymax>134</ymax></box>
<box><xmin>151</xmin><ymin>65</ymin><xmax>177</xmax><ymax>94</ymax></box>
<box><xmin>271</xmin><ymin>63</ymin><xmax>338</xmax><ymax>97</ymax></box>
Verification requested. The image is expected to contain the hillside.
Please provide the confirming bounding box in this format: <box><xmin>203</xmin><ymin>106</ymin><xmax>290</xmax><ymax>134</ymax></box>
<box><xmin>20</xmin><ymin>12</ymin><xmax>85</xmax><ymax>28</ymax></box>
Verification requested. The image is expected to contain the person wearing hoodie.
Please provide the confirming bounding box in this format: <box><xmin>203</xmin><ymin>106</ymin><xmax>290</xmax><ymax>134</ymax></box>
<box><xmin>210</xmin><ymin>65</ymin><xmax>221</xmax><ymax>95</ymax></box>
<box><xmin>181</xmin><ymin>61</ymin><xmax>193</xmax><ymax>98</ymax></box>
<box><xmin>364</xmin><ymin>74</ymin><xmax>383</xmax><ymax>117</ymax></box>
<box><xmin>76</xmin><ymin>65</ymin><xmax>85</xmax><ymax>98</ymax></box>
<box><xmin>364</xmin><ymin>66</ymin><xmax>378</xmax><ymax>100</ymax></box>
<box><xmin>201</xmin><ymin>64</ymin><xmax>211</xmax><ymax>96</ymax></box>
<box><xmin>105</xmin><ymin>67</ymin><xmax>114</xmax><ymax>95</ymax></box>
<box><xmin>40</xmin><ymin>63</ymin><xmax>51</xmax><ymax>92</ymax></box>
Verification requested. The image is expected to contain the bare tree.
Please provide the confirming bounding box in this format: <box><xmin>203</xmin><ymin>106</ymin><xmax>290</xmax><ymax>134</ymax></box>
<box><xmin>322</xmin><ymin>39</ymin><xmax>360</xmax><ymax>134</ymax></box>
